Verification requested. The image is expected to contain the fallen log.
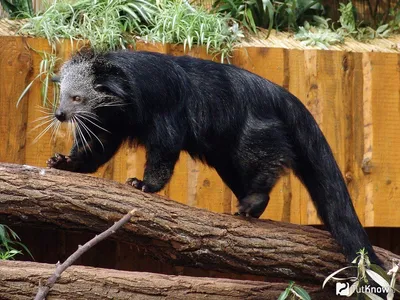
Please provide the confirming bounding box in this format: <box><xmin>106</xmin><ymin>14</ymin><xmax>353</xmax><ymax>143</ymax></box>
<box><xmin>0</xmin><ymin>163</ymin><xmax>398</xmax><ymax>287</ymax></box>
<box><xmin>0</xmin><ymin>260</ymin><xmax>330</xmax><ymax>299</ymax></box>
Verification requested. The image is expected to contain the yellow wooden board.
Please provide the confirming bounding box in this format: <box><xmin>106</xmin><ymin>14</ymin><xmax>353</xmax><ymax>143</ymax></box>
<box><xmin>1</xmin><ymin>37</ymin><xmax>399</xmax><ymax>227</ymax></box>
<box><xmin>0</xmin><ymin>37</ymin><xmax>30</xmax><ymax>164</ymax></box>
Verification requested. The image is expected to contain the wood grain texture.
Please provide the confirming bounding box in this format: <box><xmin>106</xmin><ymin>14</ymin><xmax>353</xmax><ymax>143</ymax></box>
<box><xmin>0</xmin><ymin>260</ymin><xmax>333</xmax><ymax>300</ymax></box>
<box><xmin>1</xmin><ymin>37</ymin><xmax>400</xmax><ymax>227</ymax></box>
<box><xmin>366</xmin><ymin>52</ymin><xmax>400</xmax><ymax>226</ymax></box>
<box><xmin>0</xmin><ymin>37</ymin><xmax>30</xmax><ymax>164</ymax></box>
<box><xmin>0</xmin><ymin>163</ymin><xmax>399</xmax><ymax>285</ymax></box>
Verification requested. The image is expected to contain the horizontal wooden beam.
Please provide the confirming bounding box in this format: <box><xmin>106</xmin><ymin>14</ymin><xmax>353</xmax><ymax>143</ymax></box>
<box><xmin>0</xmin><ymin>163</ymin><xmax>398</xmax><ymax>287</ymax></box>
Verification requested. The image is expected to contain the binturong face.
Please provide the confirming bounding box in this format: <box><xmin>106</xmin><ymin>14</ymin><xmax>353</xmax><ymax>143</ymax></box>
<box><xmin>53</xmin><ymin>61</ymin><xmax>103</xmax><ymax>123</ymax></box>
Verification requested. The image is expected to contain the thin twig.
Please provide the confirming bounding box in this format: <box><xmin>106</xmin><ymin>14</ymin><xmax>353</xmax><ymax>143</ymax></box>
<box><xmin>34</xmin><ymin>209</ymin><xmax>138</xmax><ymax>300</ymax></box>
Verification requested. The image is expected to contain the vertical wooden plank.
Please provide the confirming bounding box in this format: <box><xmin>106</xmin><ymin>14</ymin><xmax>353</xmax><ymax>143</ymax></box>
<box><xmin>302</xmin><ymin>50</ymin><xmax>320</xmax><ymax>225</ymax></box>
<box><xmin>23</xmin><ymin>37</ymin><xmax>55</xmax><ymax>168</ymax></box>
<box><xmin>364</xmin><ymin>52</ymin><xmax>400</xmax><ymax>226</ymax></box>
<box><xmin>233</xmin><ymin>47</ymin><xmax>286</xmax><ymax>84</ymax></box>
<box><xmin>315</xmin><ymin>50</ymin><xmax>367</xmax><ymax>226</ymax></box>
<box><xmin>309</xmin><ymin>50</ymin><xmax>346</xmax><ymax>225</ymax></box>
<box><xmin>0</xmin><ymin>37</ymin><xmax>30</xmax><ymax>164</ymax></box>
<box><xmin>286</xmin><ymin>49</ymin><xmax>308</xmax><ymax>225</ymax></box>
<box><xmin>344</xmin><ymin>52</ymin><xmax>367</xmax><ymax>225</ymax></box>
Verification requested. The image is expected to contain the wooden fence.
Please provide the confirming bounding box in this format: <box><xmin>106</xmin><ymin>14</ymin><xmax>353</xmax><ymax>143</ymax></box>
<box><xmin>1</xmin><ymin>36</ymin><xmax>400</xmax><ymax>228</ymax></box>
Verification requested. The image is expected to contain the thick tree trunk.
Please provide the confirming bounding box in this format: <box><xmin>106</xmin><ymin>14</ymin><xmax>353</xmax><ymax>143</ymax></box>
<box><xmin>0</xmin><ymin>260</ymin><xmax>334</xmax><ymax>300</ymax></box>
<box><xmin>0</xmin><ymin>163</ymin><xmax>398</xmax><ymax>287</ymax></box>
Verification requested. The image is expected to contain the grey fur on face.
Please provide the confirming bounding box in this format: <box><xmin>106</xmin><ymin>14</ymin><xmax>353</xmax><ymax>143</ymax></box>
<box><xmin>57</xmin><ymin>61</ymin><xmax>103</xmax><ymax>121</ymax></box>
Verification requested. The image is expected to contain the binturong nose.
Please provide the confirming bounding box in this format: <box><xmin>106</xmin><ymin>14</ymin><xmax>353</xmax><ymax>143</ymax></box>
<box><xmin>55</xmin><ymin>109</ymin><xmax>66</xmax><ymax>122</ymax></box>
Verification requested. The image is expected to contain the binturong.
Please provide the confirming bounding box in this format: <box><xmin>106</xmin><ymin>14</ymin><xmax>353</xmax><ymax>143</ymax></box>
<box><xmin>48</xmin><ymin>49</ymin><xmax>381</xmax><ymax>265</ymax></box>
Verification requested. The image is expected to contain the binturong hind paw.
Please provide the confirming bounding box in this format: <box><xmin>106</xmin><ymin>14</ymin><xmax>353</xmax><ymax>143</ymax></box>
<box><xmin>126</xmin><ymin>177</ymin><xmax>154</xmax><ymax>193</ymax></box>
<box><xmin>236</xmin><ymin>193</ymin><xmax>270</xmax><ymax>218</ymax></box>
<box><xmin>47</xmin><ymin>153</ymin><xmax>74</xmax><ymax>171</ymax></box>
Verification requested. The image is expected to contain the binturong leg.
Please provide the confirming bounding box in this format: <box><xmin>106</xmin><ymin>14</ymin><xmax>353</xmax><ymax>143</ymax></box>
<box><xmin>237</xmin><ymin>193</ymin><xmax>270</xmax><ymax>218</ymax></box>
<box><xmin>127</xmin><ymin>147</ymin><xmax>180</xmax><ymax>193</ymax></box>
<box><xmin>211</xmin><ymin>156</ymin><xmax>277</xmax><ymax>219</ymax></box>
<box><xmin>232</xmin><ymin>118</ymin><xmax>293</xmax><ymax>218</ymax></box>
<box><xmin>47</xmin><ymin>132</ymin><xmax>123</xmax><ymax>173</ymax></box>
<box><xmin>236</xmin><ymin>168</ymin><xmax>282</xmax><ymax>218</ymax></box>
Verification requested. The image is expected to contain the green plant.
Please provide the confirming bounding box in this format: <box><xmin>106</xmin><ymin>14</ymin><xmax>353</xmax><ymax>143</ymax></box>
<box><xmin>142</xmin><ymin>0</ymin><xmax>243</xmax><ymax>61</ymax></box>
<box><xmin>295</xmin><ymin>17</ymin><xmax>343</xmax><ymax>49</ymax></box>
<box><xmin>278</xmin><ymin>281</ymin><xmax>311</xmax><ymax>300</ymax></box>
<box><xmin>212</xmin><ymin>0</ymin><xmax>274</xmax><ymax>34</ymax></box>
<box><xmin>274</xmin><ymin>0</ymin><xmax>324</xmax><ymax>32</ymax></box>
<box><xmin>20</xmin><ymin>0</ymin><xmax>157</xmax><ymax>52</ymax></box>
<box><xmin>294</xmin><ymin>1</ymin><xmax>396</xmax><ymax>49</ymax></box>
<box><xmin>336</xmin><ymin>2</ymin><xmax>391</xmax><ymax>41</ymax></box>
<box><xmin>0</xmin><ymin>0</ymin><xmax>33</xmax><ymax>18</ymax></box>
<box><xmin>17</xmin><ymin>46</ymin><xmax>60</xmax><ymax>108</ymax></box>
<box><xmin>212</xmin><ymin>0</ymin><xmax>324</xmax><ymax>34</ymax></box>
<box><xmin>387</xmin><ymin>3</ymin><xmax>400</xmax><ymax>33</ymax></box>
<box><xmin>0</xmin><ymin>224</ymin><xmax>33</xmax><ymax>260</ymax></box>
<box><xmin>323</xmin><ymin>249</ymin><xmax>399</xmax><ymax>299</ymax></box>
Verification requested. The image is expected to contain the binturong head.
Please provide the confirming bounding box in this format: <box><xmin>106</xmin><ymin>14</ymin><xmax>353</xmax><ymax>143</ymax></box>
<box><xmin>52</xmin><ymin>59</ymin><xmax>107</xmax><ymax>123</ymax></box>
<box><xmin>51</xmin><ymin>49</ymin><xmax>133</xmax><ymax>137</ymax></box>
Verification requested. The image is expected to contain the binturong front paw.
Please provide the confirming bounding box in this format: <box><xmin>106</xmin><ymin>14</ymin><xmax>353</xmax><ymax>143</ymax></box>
<box><xmin>47</xmin><ymin>153</ymin><xmax>74</xmax><ymax>171</ymax></box>
<box><xmin>126</xmin><ymin>177</ymin><xmax>153</xmax><ymax>193</ymax></box>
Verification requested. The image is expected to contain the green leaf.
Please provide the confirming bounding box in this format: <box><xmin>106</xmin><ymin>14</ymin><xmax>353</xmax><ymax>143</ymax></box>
<box><xmin>0</xmin><ymin>0</ymin><xmax>19</xmax><ymax>15</ymax></box>
<box><xmin>365</xmin><ymin>269</ymin><xmax>390</xmax><ymax>289</ymax></box>
<box><xmin>246</xmin><ymin>9</ymin><xmax>257</xmax><ymax>33</ymax></box>
<box><xmin>376</xmin><ymin>24</ymin><xmax>389</xmax><ymax>34</ymax></box>
<box><xmin>292</xmin><ymin>286</ymin><xmax>311</xmax><ymax>300</ymax></box>
<box><xmin>369</xmin><ymin>264</ymin><xmax>391</xmax><ymax>283</ymax></box>
<box><xmin>277</xmin><ymin>287</ymin><xmax>291</xmax><ymax>300</ymax></box>
<box><xmin>16</xmin><ymin>74</ymin><xmax>40</xmax><ymax>107</ymax></box>
<box><xmin>264</xmin><ymin>0</ymin><xmax>274</xmax><ymax>37</ymax></box>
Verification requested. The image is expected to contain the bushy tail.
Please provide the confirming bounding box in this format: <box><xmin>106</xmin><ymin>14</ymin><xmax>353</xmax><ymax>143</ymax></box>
<box><xmin>276</xmin><ymin>92</ymin><xmax>380</xmax><ymax>265</ymax></box>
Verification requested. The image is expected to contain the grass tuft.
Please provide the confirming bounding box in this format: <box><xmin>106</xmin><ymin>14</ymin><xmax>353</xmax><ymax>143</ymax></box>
<box><xmin>141</xmin><ymin>0</ymin><xmax>243</xmax><ymax>62</ymax></box>
<box><xmin>20</xmin><ymin>0</ymin><xmax>157</xmax><ymax>51</ymax></box>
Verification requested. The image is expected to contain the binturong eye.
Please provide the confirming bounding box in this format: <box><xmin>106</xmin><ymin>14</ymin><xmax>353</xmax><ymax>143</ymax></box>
<box><xmin>72</xmin><ymin>96</ymin><xmax>82</xmax><ymax>102</ymax></box>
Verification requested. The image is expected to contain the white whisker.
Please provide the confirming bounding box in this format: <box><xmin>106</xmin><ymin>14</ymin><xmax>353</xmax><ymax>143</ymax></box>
<box><xmin>94</xmin><ymin>103</ymin><xmax>128</xmax><ymax>108</ymax></box>
<box><xmin>75</xmin><ymin>116</ymin><xmax>105</xmax><ymax>151</ymax></box>
<box><xmin>35</xmin><ymin>105</ymin><xmax>55</xmax><ymax>114</ymax></box>
<box><xmin>78</xmin><ymin>114</ymin><xmax>110</xmax><ymax>133</ymax></box>
<box><xmin>29</xmin><ymin>117</ymin><xmax>55</xmax><ymax>133</ymax></box>
<box><xmin>36</xmin><ymin>110</ymin><xmax>54</xmax><ymax>115</ymax></box>
<box><xmin>32</xmin><ymin>119</ymin><xmax>57</xmax><ymax>144</ymax></box>
<box><xmin>70</xmin><ymin>120</ymin><xmax>80</xmax><ymax>152</ymax></box>
<box><xmin>31</xmin><ymin>115</ymin><xmax>54</xmax><ymax>123</ymax></box>
<box><xmin>50</xmin><ymin>120</ymin><xmax>61</xmax><ymax>142</ymax></box>
<box><xmin>73</xmin><ymin>116</ymin><xmax>91</xmax><ymax>153</ymax></box>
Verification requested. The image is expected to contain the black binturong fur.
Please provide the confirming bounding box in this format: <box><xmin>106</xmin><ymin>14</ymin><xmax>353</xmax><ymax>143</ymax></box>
<box><xmin>48</xmin><ymin>49</ymin><xmax>380</xmax><ymax>265</ymax></box>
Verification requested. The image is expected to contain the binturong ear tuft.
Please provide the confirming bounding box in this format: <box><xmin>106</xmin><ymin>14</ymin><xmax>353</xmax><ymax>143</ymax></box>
<box><xmin>51</xmin><ymin>75</ymin><xmax>61</xmax><ymax>83</ymax></box>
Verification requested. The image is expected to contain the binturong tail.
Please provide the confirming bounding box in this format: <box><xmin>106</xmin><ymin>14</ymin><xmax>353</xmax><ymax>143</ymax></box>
<box><xmin>276</xmin><ymin>90</ymin><xmax>381</xmax><ymax>265</ymax></box>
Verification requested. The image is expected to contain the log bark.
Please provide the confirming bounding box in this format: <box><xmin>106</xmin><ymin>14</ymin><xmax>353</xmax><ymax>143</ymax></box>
<box><xmin>0</xmin><ymin>163</ymin><xmax>398</xmax><ymax>287</ymax></box>
<box><xmin>0</xmin><ymin>260</ymin><xmax>329</xmax><ymax>300</ymax></box>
